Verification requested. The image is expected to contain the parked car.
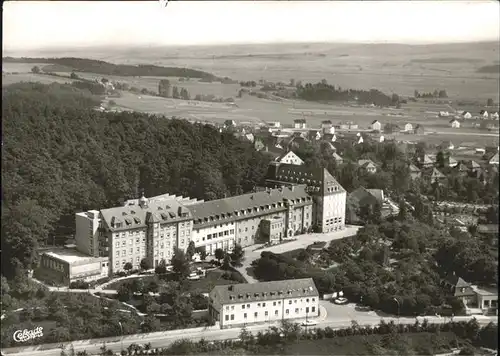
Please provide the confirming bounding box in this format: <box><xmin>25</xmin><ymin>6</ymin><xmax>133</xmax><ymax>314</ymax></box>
<box><xmin>301</xmin><ymin>320</ymin><xmax>318</xmax><ymax>326</ymax></box>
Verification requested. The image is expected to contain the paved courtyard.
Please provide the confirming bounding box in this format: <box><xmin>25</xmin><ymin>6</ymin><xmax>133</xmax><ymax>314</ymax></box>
<box><xmin>235</xmin><ymin>225</ymin><xmax>360</xmax><ymax>284</ymax></box>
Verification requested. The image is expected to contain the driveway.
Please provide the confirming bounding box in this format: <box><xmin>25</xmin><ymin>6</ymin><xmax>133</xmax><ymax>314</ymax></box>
<box><xmin>235</xmin><ymin>225</ymin><xmax>360</xmax><ymax>284</ymax></box>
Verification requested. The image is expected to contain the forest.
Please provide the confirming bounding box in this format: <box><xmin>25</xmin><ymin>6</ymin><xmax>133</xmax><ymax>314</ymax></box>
<box><xmin>2</xmin><ymin>57</ymin><xmax>219</xmax><ymax>80</ymax></box>
<box><xmin>296</xmin><ymin>82</ymin><xmax>397</xmax><ymax>106</ymax></box>
<box><xmin>1</xmin><ymin>82</ymin><xmax>270</xmax><ymax>279</ymax></box>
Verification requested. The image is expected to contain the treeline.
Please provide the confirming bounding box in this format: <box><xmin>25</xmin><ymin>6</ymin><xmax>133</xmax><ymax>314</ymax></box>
<box><xmin>477</xmin><ymin>64</ymin><xmax>500</xmax><ymax>74</ymax></box>
<box><xmin>296</xmin><ymin>82</ymin><xmax>397</xmax><ymax>107</ymax></box>
<box><xmin>3</xmin><ymin>57</ymin><xmax>219</xmax><ymax>80</ymax></box>
<box><xmin>91</xmin><ymin>320</ymin><xmax>497</xmax><ymax>356</ymax></box>
<box><xmin>1</xmin><ymin>82</ymin><xmax>271</xmax><ymax>279</ymax></box>
<box><xmin>253</xmin><ymin>220</ymin><xmax>498</xmax><ymax>317</ymax></box>
<box><xmin>414</xmin><ymin>89</ymin><xmax>448</xmax><ymax>99</ymax></box>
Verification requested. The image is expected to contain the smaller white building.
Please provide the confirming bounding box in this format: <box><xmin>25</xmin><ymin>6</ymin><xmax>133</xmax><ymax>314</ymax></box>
<box><xmin>439</xmin><ymin>111</ymin><xmax>450</xmax><ymax>117</ymax></box>
<box><xmin>275</xmin><ymin>151</ymin><xmax>304</xmax><ymax>166</ymax></box>
<box><xmin>370</xmin><ymin>120</ymin><xmax>382</xmax><ymax>131</ymax></box>
<box><xmin>294</xmin><ymin>119</ymin><xmax>307</xmax><ymax>129</ymax></box>
<box><xmin>209</xmin><ymin>278</ymin><xmax>320</xmax><ymax>329</ymax></box>
<box><xmin>449</xmin><ymin>119</ymin><xmax>461</xmax><ymax>128</ymax></box>
<box><xmin>491</xmin><ymin>112</ymin><xmax>499</xmax><ymax>120</ymax></box>
<box><xmin>462</xmin><ymin>111</ymin><xmax>472</xmax><ymax>119</ymax></box>
<box><xmin>404</xmin><ymin>123</ymin><xmax>413</xmax><ymax>132</ymax></box>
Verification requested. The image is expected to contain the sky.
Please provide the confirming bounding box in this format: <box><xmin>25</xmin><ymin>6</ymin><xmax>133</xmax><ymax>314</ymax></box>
<box><xmin>3</xmin><ymin>1</ymin><xmax>500</xmax><ymax>51</ymax></box>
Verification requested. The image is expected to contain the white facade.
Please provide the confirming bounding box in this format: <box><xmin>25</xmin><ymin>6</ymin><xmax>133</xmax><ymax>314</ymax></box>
<box><xmin>294</xmin><ymin>121</ymin><xmax>306</xmax><ymax>129</ymax></box>
<box><xmin>218</xmin><ymin>296</ymin><xmax>319</xmax><ymax>328</ymax></box>
<box><xmin>321</xmin><ymin>191</ymin><xmax>346</xmax><ymax>233</ymax></box>
<box><xmin>450</xmin><ymin>120</ymin><xmax>461</xmax><ymax>128</ymax></box>
<box><xmin>276</xmin><ymin>151</ymin><xmax>304</xmax><ymax>166</ymax></box>
<box><xmin>192</xmin><ymin>222</ymin><xmax>236</xmax><ymax>255</ymax></box>
<box><xmin>370</xmin><ymin>121</ymin><xmax>382</xmax><ymax>131</ymax></box>
<box><xmin>75</xmin><ymin>210</ymin><xmax>100</xmax><ymax>257</ymax></box>
<box><xmin>463</xmin><ymin>112</ymin><xmax>472</xmax><ymax>119</ymax></box>
<box><xmin>404</xmin><ymin>123</ymin><xmax>413</xmax><ymax>132</ymax></box>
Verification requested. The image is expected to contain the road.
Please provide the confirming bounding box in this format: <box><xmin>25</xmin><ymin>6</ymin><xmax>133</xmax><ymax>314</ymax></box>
<box><xmin>235</xmin><ymin>225</ymin><xmax>360</xmax><ymax>283</ymax></box>
<box><xmin>3</xmin><ymin>314</ymin><xmax>495</xmax><ymax>356</ymax></box>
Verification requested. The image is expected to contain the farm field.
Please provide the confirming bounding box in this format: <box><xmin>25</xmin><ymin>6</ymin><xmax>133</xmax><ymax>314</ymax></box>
<box><xmin>12</xmin><ymin>42</ymin><xmax>498</xmax><ymax>100</ymax></box>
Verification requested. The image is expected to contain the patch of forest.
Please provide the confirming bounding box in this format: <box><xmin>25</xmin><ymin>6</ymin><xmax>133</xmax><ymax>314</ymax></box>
<box><xmin>2</xmin><ymin>56</ymin><xmax>220</xmax><ymax>79</ymax></box>
<box><xmin>477</xmin><ymin>64</ymin><xmax>500</xmax><ymax>74</ymax></box>
<box><xmin>1</xmin><ymin>82</ymin><xmax>270</xmax><ymax>278</ymax></box>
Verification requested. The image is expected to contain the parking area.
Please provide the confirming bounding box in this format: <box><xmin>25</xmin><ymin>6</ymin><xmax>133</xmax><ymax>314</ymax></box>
<box><xmin>320</xmin><ymin>301</ymin><xmax>380</xmax><ymax>322</ymax></box>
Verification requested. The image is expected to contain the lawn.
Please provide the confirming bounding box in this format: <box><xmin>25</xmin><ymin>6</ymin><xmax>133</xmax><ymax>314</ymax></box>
<box><xmin>105</xmin><ymin>268</ymin><xmax>242</xmax><ymax>293</ymax></box>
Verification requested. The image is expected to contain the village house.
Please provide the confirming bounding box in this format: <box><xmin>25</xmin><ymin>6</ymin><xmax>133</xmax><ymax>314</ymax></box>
<box><xmin>454</xmin><ymin>161</ymin><xmax>469</xmax><ymax>176</ymax></box>
<box><xmin>321</xmin><ymin>120</ymin><xmax>333</xmax><ymax>129</ymax></box>
<box><xmin>268</xmin><ymin>121</ymin><xmax>281</xmax><ymax>128</ymax></box>
<box><xmin>429</xmin><ymin>167</ymin><xmax>446</xmax><ymax>183</ymax></box>
<box><xmin>332</xmin><ymin>152</ymin><xmax>343</xmax><ymax>165</ymax></box>
<box><xmin>491</xmin><ymin>112</ymin><xmax>499</xmax><ymax>120</ymax></box>
<box><xmin>449</xmin><ymin>119</ymin><xmax>461</xmax><ymax>128</ymax></box>
<box><xmin>438</xmin><ymin>141</ymin><xmax>455</xmax><ymax>151</ymax></box>
<box><xmin>224</xmin><ymin>119</ymin><xmax>237</xmax><ymax>128</ymax></box>
<box><xmin>404</xmin><ymin>123</ymin><xmax>413</xmax><ymax>133</ymax></box>
<box><xmin>419</xmin><ymin>154</ymin><xmax>435</xmax><ymax>168</ymax></box>
<box><xmin>346</xmin><ymin>187</ymin><xmax>399</xmax><ymax>223</ymax></box>
<box><xmin>323</xmin><ymin>133</ymin><xmax>337</xmax><ymax>142</ymax></box>
<box><xmin>439</xmin><ymin>111</ymin><xmax>450</xmax><ymax>117</ymax></box>
<box><xmin>441</xmin><ymin>274</ymin><xmax>498</xmax><ymax>315</ymax></box>
<box><xmin>462</xmin><ymin>111</ymin><xmax>472</xmax><ymax>119</ymax></box>
<box><xmin>480</xmin><ymin>110</ymin><xmax>489</xmax><ymax>119</ymax></box>
<box><xmin>489</xmin><ymin>152</ymin><xmax>499</xmax><ymax>166</ymax></box>
<box><xmin>294</xmin><ymin>119</ymin><xmax>307</xmax><ymax>129</ymax></box>
<box><xmin>444</xmin><ymin>156</ymin><xmax>458</xmax><ymax>168</ymax></box>
<box><xmin>467</xmin><ymin>160</ymin><xmax>483</xmax><ymax>177</ymax></box>
<box><xmin>275</xmin><ymin>151</ymin><xmax>304</xmax><ymax>166</ymax></box>
<box><xmin>308</xmin><ymin>130</ymin><xmax>322</xmax><ymax>141</ymax></box>
<box><xmin>370</xmin><ymin>120</ymin><xmax>382</xmax><ymax>131</ymax></box>
<box><xmin>408</xmin><ymin>164</ymin><xmax>421</xmax><ymax>179</ymax></box>
<box><xmin>358</xmin><ymin>159</ymin><xmax>377</xmax><ymax>174</ymax></box>
<box><xmin>323</xmin><ymin>126</ymin><xmax>335</xmax><ymax>135</ymax></box>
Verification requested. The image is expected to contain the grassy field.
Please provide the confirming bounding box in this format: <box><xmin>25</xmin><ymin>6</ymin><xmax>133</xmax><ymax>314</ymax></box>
<box><xmin>13</xmin><ymin>42</ymin><xmax>497</xmax><ymax>100</ymax></box>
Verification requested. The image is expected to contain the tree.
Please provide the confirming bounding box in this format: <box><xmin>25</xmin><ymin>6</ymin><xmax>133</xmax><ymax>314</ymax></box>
<box><xmin>117</xmin><ymin>284</ymin><xmax>132</xmax><ymax>302</ymax></box>
<box><xmin>155</xmin><ymin>259</ymin><xmax>167</xmax><ymax>274</ymax></box>
<box><xmin>31</xmin><ymin>66</ymin><xmax>41</xmax><ymax>74</ymax></box>
<box><xmin>70</xmin><ymin>72</ymin><xmax>79</xmax><ymax>79</ymax></box>
<box><xmin>123</xmin><ymin>262</ymin><xmax>133</xmax><ymax>273</ymax></box>
<box><xmin>438</xmin><ymin>90</ymin><xmax>448</xmax><ymax>98</ymax></box>
<box><xmin>108</xmin><ymin>100</ymin><xmax>116</xmax><ymax>106</ymax></box>
<box><xmin>414</xmin><ymin>90</ymin><xmax>420</xmax><ymax>98</ymax></box>
<box><xmin>290</xmin><ymin>78</ymin><xmax>295</xmax><ymax>87</ymax></box>
<box><xmin>486</xmin><ymin>98</ymin><xmax>494</xmax><ymax>107</ymax></box>
<box><xmin>171</xmin><ymin>248</ymin><xmax>190</xmax><ymax>278</ymax></box>
<box><xmin>436</xmin><ymin>150</ymin><xmax>445</xmax><ymax>168</ymax></box>
<box><xmin>398</xmin><ymin>198</ymin><xmax>408</xmax><ymax>221</ymax></box>
<box><xmin>172</xmin><ymin>86</ymin><xmax>180</xmax><ymax>99</ymax></box>
<box><xmin>230</xmin><ymin>243</ymin><xmax>245</xmax><ymax>266</ymax></box>
<box><xmin>186</xmin><ymin>241</ymin><xmax>196</xmax><ymax>261</ymax></box>
<box><xmin>214</xmin><ymin>248</ymin><xmax>225</xmax><ymax>263</ymax></box>
<box><xmin>140</xmin><ymin>258</ymin><xmax>151</xmax><ymax>271</ymax></box>
<box><xmin>158</xmin><ymin>79</ymin><xmax>171</xmax><ymax>97</ymax></box>
<box><xmin>222</xmin><ymin>254</ymin><xmax>231</xmax><ymax>270</ymax></box>
<box><xmin>195</xmin><ymin>246</ymin><xmax>207</xmax><ymax>261</ymax></box>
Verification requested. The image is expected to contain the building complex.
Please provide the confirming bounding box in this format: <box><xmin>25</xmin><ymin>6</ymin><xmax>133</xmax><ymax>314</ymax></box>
<box><xmin>38</xmin><ymin>161</ymin><xmax>347</xmax><ymax>282</ymax></box>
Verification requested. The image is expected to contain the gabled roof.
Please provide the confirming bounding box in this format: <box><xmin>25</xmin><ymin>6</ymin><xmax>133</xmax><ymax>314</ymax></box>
<box><xmin>100</xmin><ymin>199</ymin><xmax>192</xmax><ymax>231</ymax></box>
<box><xmin>430</xmin><ymin>168</ymin><xmax>446</xmax><ymax>179</ymax></box>
<box><xmin>408</xmin><ymin>164</ymin><xmax>420</xmax><ymax>172</ymax></box>
<box><xmin>347</xmin><ymin>187</ymin><xmax>383</xmax><ymax>206</ymax></box>
<box><xmin>210</xmin><ymin>278</ymin><xmax>319</xmax><ymax>308</ymax></box>
<box><xmin>321</xmin><ymin>120</ymin><xmax>332</xmax><ymax>124</ymax></box>
<box><xmin>449</xmin><ymin>119</ymin><xmax>459</xmax><ymax>123</ymax></box>
<box><xmin>444</xmin><ymin>274</ymin><xmax>470</xmax><ymax>288</ymax></box>
<box><xmin>294</xmin><ymin>118</ymin><xmax>306</xmax><ymax>123</ymax></box>
<box><xmin>332</xmin><ymin>152</ymin><xmax>343</xmax><ymax>161</ymax></box>
<box><xmin>489</xmin><ymin>152</ymin><xmax>499</xmax><ymax>164</ymax></box>
<box><xmin>358</xmin><ymin>159</ymin><xmax>376</xmax><ymax>168</ymax></box>
<box><xmin>468</xmin><ymin>160</ymin><xmax>481</xmax><ymax>169</ymax></box>
<box><xmin>371</xmin><ymin>120</ymin><xmax>380</xmax><ymax>124</ymax></box>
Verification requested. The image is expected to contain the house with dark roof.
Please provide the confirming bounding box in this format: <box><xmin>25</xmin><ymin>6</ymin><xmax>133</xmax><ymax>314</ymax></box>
<box><xmin>346</xmin><ymin>187</ymin><xmax>399</xmax><ymax>223</ymax></box>
<box><xmin>321</xmin><ymin>120</ymin><xmax>333</xmax><ymax>129</ymax></box>
<box><xmin>429</xmin><ymin>167</ymin><xmax>446</xmax><ymax>183</ymax></box>
<box><xmin>209</xmin><ymin>278</ymin><xmax>319</xmax><ymax>329</ymax></box>
<box><xmin>370</xmin><ymin>120</ymin><xmax>382</xmax><ymax>131</ymax></box>
<box><xmin>419</xmin><ymin>154</ymin><xmax>435</xmax><ymax>168</ymax></box>
<box><xmin>294</xmin><ymin>118</ymin><xmax>307</xmax><ymax>129</ymax></box>
<box><xmin>358</xmin><ymin>159</ymin><xmax>377</xmax><ymax>174</ymax></box>
<box><xmin>275</xmin><ymin>151</ymin><xmax>304</xmax><ymax>166</ymax></box>
<box><xmin>408</xmin><ymin>163</ymin><xmax>421</xmax><ymax>179</ymax></box>
<box><xmin>441</xmin><ymin>274</ymin><xmax>476</xmax><ymax>304</ymax></box>
<box><xmin>265</xmin><ymin>162</ymin><xmax>347</xmax><ymax>233</ymax></box>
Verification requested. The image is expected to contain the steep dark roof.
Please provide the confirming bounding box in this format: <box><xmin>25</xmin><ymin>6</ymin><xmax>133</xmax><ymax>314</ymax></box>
<box><xmin>210</xmin><ymin>278</ymin><xmax>319</xmax><ymax>307</ymax></box>
<box><xmin>189</xmin><ymin>185</ymin><xmax>312</xmax><ymax>228</ymax></box>
<box><xmin>294</xmin><ymin>119</ymin><xmax>306</xmax><ymax>123</ymax></box>
<box><xmin>347</xmin><ymin>187</ymin><xmax>381</xmax><ymax>207</ymax></box>
<box><xmin>265</xmin><ymin>163</ymin><xmax>346</xmax><ymax>195</ymax></box>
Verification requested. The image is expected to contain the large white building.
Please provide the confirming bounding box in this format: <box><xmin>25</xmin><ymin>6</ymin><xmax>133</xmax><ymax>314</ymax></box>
<box><xmin>209</xmin><ymin>278</ymin><xmax>320</xmax><ymax>329</ymax></box>
<box><xmin>275</xmin><ymin>151</ymin><xmax>304</xmax><ymax>166</ymax></box>
<box><xmin>67</xmin><ymin>163</ymin><xmax>346</xmax><ymax>278</ymax></box>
